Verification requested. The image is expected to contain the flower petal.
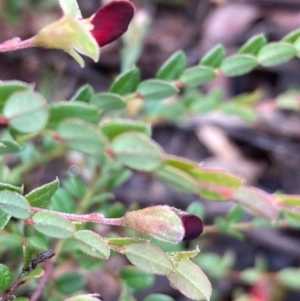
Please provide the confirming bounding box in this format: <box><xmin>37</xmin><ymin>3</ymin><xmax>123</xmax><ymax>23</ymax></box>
<box><xmin>91</xmin><ymin>0</ymin><xmax>135</xmax><ymax>47</ymax></box>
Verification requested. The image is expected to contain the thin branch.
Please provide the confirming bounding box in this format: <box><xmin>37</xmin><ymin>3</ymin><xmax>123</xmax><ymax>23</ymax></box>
<box><xmin>30</xmin><ymin>207</ymin><xmax>124</xmax><ymax>226</ymax></box>
<box><xmin>30</xmin><ymin>259</ymin><xmax>54</xmax><ymax>301</ymax></box>
<box><xmin>203</xmin><ymin>220</ymin><xmax>290</xmax><ymax>235</ymax></box>
<box><xmin>0</xmin><ymin>37</ymin><xmax>35</xmax><ymax>52</ymax></box>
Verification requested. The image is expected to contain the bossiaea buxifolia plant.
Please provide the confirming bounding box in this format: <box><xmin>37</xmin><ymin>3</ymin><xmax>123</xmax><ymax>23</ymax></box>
<box><xmin>1</xmin><ymin>1</ymin><xmax>300</xmax><ymax>301</ymax></box>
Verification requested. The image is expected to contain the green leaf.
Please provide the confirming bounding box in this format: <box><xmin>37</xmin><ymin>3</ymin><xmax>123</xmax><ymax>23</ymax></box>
<box><xmin>48</xmin><ymin>101</ymin><xmax>101</xmax><ymax>128</ymax></box>
<box><xmin>28</xmin><ymin>233</ymin><xmax>50</xmax><ymax>251</ymax></box>
<box><xmin>226</xmin><ymin>205</ymin><xmax>244</xmax><ymax>223</ymax></box>
<box><xmin>3</xmin><ymin>91</ymin><xmax>49</xmax><ymax>133</ymax></box>
<box><xmin>157</xmin><ymin>51</ymin><xmax>187</xmax><ymax>80</ymax></box>
<box><xmin>278</xmin><ymin>268</ymin><xmax>300</xmax><ymax>290</ymax></box>
<box><xmin>20</xmin><ymin>268</ymin><xmax>44</xmax><ymax>282</ymax></box>
<box><xmin>125</xmin><ymin>243</ymin><xmax>174</xmax><ymax>275</ymax></box>
<box><xmin>0</xmin><ymin>190</ymin><xmax>30</xmax><ymax>219</ymax></box>
<box><xmin>122</xmin><ymin>205</ymin><xmax>184</xmax><ymax>243</ymax></box>
<box><xmin>65</xmin><ymin>294</ymin><xmax>103</xmax><ymax>301</ymax></box>
<box><xmin>137</xmin><ymin>80</ymin><xmax>178</xmax><ymax>101</ymax></box>
<box><xmin>233</xmin><ymin>186</ymin><xmax>278</xmax><ymax>220</ymax></box>
<box><xmin>14</xmin><ymin>298</ymin><xmax>30</xmax><ymax>301</ymax></box>
<box><xmin>186</xmin><ymin>202</ymin><xmax>205</xmax><ymax>219</ymax></box>
<box><xmin>57</xmin><ymin>119</ymin><xmax>107</xmax><ymax>155</ymax></box>
<box><xmin>22</xmin><ymin>242</ymin><xmax>32</xmax><ymax>270</ymax></box>
<box><xmin>276</xmin><ymin>194</ymin><xmax>300</xmax><ymax>206</ymax></box>
<box><xmin>239</xmin><ymin>34</ymin><xmax>267</xmax><ymax>55</ymax></box>
<box><xmin>167</xmin><ymin>259</ymin><xmax>211</xmax><ymax>301</ymax></box>
<box><xmin>101</xmin><ymin>119</ymin><xmax>151</xmax><ymax>140</ymax></box>
<box><xmin>25</xmin><ymin>178</ymin><xmax>60</xmax><ymax>207</ymax></box>
<box><xmin>121</xmin><ymin>266</ymin><xmax>155</xmax><ymax>291</ymax></box>
<box><xmin>154</xmin><ymin>165</ymin><xmax>198</xmax><ymax>194</ymax></box>
<box><xmin>196</xmin><ymin>252</ymin><xmax>234</xmax><ymax>279</ymax></box>
<box><xmin>111</xmin><ymin>132</ymin><xmax>164</xmax><ymax>172</ymax></box>
<box><xmin>190</xmin><ymin>168</ymin><xmax>244</xmax><ymax>201</ymax></box>
<box><xmin>282</xmin><ymin>28</ymin><xmax>300</xmax><ymax>44</ymax></box>
<box><xmin>0</xmin><ymin>208</ymin><xmax>11</xmax><ymax>230</ymax></box>
<box><xmin>180</xmin><ymin>66</ymin><xmax>216</xmax><ymax>87</ymax></box>
<box><xmin>72</xmin><ymin>230</ymin><xmax>110</xmax><ymax>259</ymax></box>
<box><xmin>143</xmin><ymin>294</ymin><xmax>176</xmax><ymax>301</ymax></box>
<box><xmin>168</xmin><ymin>247</ymin><xmax>200</xmax><ymax>265</ymax></box>
<box><xmin>91</xmin><ymin>93</ymin><xmax>125</xmax><ymax>112</ymax></box>
<box><xmin>110</xmin><ymin>67</ymin><xmax>141</xmax><ymax>95</ymax></box>
<box><xmin>258</xmin><ymin>42</ymin><xmax>296</xmax><ymax>67</ymax></box>
<box><xmin>165</xmin><ymin>155</ymin><xmax>198</xmax><ymax>173</ymax></box>
<box><xmin>0</xmin><ymin>80</ymin><xmax>30</xmax><ymax>111</ymax></box>
<box><xmin>0</xmin><ymin>182</ymin><xmax>23</xmax><ymax>194</ymax></box>
<box><xmin>219</xmin><ymin>102</ymin><xmax>258</xmax><ymax>121</ymax></box>
<box><xmin>0</xmin><ymin>139</ymin><xmax>23</xmax><ymax>154</ymax></box>
<box><xmin>56</xmin><ymin>272</ymin><xmax>86</xmax><ymax>294</ymax></box>
<box><xmin>240</xmin><ymin>268</ymin><xmax>262</xmax><ymax>285</ymax></box>
<box><xmin>32</xmin><ymin>212</ymin><xmax>75</xmax><ymax>238</ymax></box>
<box><xmin>0</xmin><ymin>233</ymin><xmax>23</xmax><ymax>251</ymax></box>
<box><xmin>107</xmin><ymin>237</ymin><xmax>149</xmax><ymax>254</ymax></box>
<box><xmin>220</xmin><ymin>54</ymin><xmax>258</xmax><ymax>76</ymax></box>
<box><xmin>58</xmin><ymin>0</ymin><xmax>82</xmax><ymax>18</ymax></box>
<box><xmin>200</xmin><ymin>44</ymin><xmax>225</xmax><ymax>68</ymax></box>
<box><xmin>0</xmin><ymin>264</ymin><xmax>12</xmax><ymax>291</ymax></box>
<box><xmin>71</xmin><ymin>84</ymin><xmax>94</xmax><ymax>102</ymax></box>
<box><xmin>50</xmin><ymin>188</ymin><xmax>75</xmax><ymax>213</ymax></box>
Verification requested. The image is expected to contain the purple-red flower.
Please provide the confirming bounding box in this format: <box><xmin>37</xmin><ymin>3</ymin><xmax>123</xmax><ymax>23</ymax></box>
<box><xmin>180</xmin><ymin>214</ymin><xmax>204</xmax><ymax>241</ymax></box>
<box><xmin>33</xmin><ymin>0</ymin><xmax>135</xmax><ymax>67</ymax></box>
<box><xmin>90</xmin><ymin>0</ymin><xmax>135</xmax><ymax>47</ymax></box>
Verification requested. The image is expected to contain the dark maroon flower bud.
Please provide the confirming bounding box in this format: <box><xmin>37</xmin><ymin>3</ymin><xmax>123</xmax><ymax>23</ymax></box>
<box><xmin>91</xmin><ymin>0</ymin><xmax>135</xmax><ymax>47</ymax></box>
<box><xmin>180</xmin><ymin>214</ymin><xmax>204</xmax><ymax>241</ymax></box>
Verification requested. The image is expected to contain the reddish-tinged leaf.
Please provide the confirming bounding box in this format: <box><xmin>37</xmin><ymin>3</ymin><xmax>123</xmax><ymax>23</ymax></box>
<box><xmin>233</xmin><ymin>186</ymin><xmax>278</xmax><ymax>220</ymax></box>
<box><xmin>91</xmin><ymin>0</ymin><xmax>135</xmax><ymax>47</ymax></box>
<box><xmin>275</xmin><ymin>194</ymin><xmax>300</xmax><ymax>206</ymax></box>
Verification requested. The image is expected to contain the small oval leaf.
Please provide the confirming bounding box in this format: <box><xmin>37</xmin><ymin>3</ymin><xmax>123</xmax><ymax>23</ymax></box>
<box><xmin>57</xmin><ymin>119</ymin><xmax>107</xmax><ymax>155</ymax></box>
<box><xmin>101</xmin><ymin>119</ymin><xmax>151</xmax><ymax>140</ymax></box>
<box><xmin>180</xmin><ymin>66</ymin><xmax>216</xmax><ymax>87</ymax></box>
<box><xmin>0</xmin><ymin>209</ymin><xmax>11</xmax><ymax>231</ymax></box>
<box><xmin>239</xmin><ymin>34</ymin><xmax>267</xmax><ymax>55</ymax></box>
<box><xmin>258</xmin><ymin>42</ymin><xmax>296</xmax><ymax>67</ymax></box>
<box><xmin>137</xmin><ymin>80</ymin><xmax>178</xmax><ymax>101</ymax></box>
<box><xmin>4</xmin><ymin>91</ymin><xmax>49</xmax><ymax>133</ymax></box>
<box><xmin>48</xmin><ymin>101</ymin><xmax>101</xmax><ymax>128</ymax></box>
<box><xmin>73</xmin><ymin>230</ymin><xmax>110</xmax><ymax>259</ymax></box>
<box><xmin>111</xmin><ymin>132</ymin><xmax>164</xmax><ymax>172</ymax></box>
<box><xmin>110</xmin><ymin>67</ymin><xmax>141</xmax><ymax>95</ymax></box>
<box><xmin>0</xmin><ymin>190</ymin><xmax>30</xmax><ymax>219</ymax></box>
<box><xmin>221</xmin><ymin>55</ymin><xmax>258</xmax><ymax>77</ymax></box>
<box><xmin>32</xmin><ymin>212</ymin><xmax>75</xmax><ymax>238</ymax></box>
<box><xmin>91</xmin><ymin>93</ymin><xmax>125</xmax><ymax>112</ymax></box>
<box><xmin>25</xmin><ymin>178</ymin><xmax>60</xmax><ymax>207</ymax></box>
<box><xmin>121</xmin><ymin>266</ymin><xmax>155</xmax><ymax>291</ymax></box>
<box><xmin>0</xmin><ymin>264</ymin><xmax>12</xmax><ymax>291</ymax></box>
<box><xmin>233</xmin><ymin>186</ymin><xmax>278</xmax><ymax>220</ymax></box>
<box><xmin>157</xmin><ymin>51</ymin><xmax>187</xmax><ymax>80</ymax></box>
<box><xmin>154</xmin><ymin>165</ymin><xmax>198</xmax><ymax>194</ymax></box>
<box><xmin>200</xmin><ymin>44</ymin><xmax>225</xmax><ymax>68</ymax></box>
<box><xmin>125</xmin><ymin>243</ymin><xmax>174</xmax><ymax>275</ymax></box>
<box><xmin>167</xmin><ymin>259</ymin><xmax>212</xmax><ymax>301</ymax></box>
<box><xmin>20</xmin><ymin>268</ymin><xmax>44</xmax><ymax>282</ymax></box>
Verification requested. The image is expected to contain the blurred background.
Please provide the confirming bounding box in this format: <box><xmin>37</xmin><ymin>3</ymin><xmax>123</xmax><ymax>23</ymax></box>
<box><xmin>1</xmin><ymin>0</ymin><xmax>300</xmax><ymax>300</ymax></box>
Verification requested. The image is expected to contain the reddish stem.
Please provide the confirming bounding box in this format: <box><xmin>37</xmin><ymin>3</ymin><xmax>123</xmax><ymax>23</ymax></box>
<box><xmin>30</xmin><ymin>207</ymin><xmax>124</xmax><ymax>226</ymax></box>
<box><xmin>0</xmin><ymin>37</ymin><xmax>35</xmax><ymax>52</ymax></box>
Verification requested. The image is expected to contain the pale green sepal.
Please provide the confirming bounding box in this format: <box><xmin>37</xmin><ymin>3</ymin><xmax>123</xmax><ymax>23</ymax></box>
<box><xmin>59</xmin><ymin>0</ymin><xmax>82</xmax><ymax>18</ymax></box>
<box><xmin>33</xmin><ymin>16</ymin><xmax>100</xmax><ymax>67</ymax></box>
